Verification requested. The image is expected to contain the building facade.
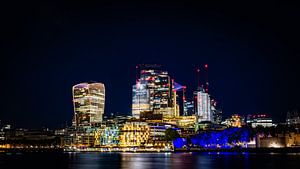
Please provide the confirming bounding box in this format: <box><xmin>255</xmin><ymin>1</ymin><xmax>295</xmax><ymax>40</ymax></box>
<box><xmin>73</xmin><ymin>82</ymin><xmax>105</xmax><ymax>126</ymax></box>
<box><xmin>94</xmin><ymin>125</ymin><xmax>119</xmax><ymax>147</ymax></box>
<box><xmin>132</xmin><ymin>83</ymin><xmax>150</xmax><ymax>119</ymax></box>
<box><xmin>246</xmin><ymin>114</ymin><xmax>273</xmax><ymax>128</ymax></box>
<box><xmin>196</xmin><ymin>90</ymin><xmax>212</xmax><ymax>122</ymax></box>
<box><xmin>119</xmin><ymin>122</ymin><xmax>150</xmax><ymax>147</ymax></box>
<box><xmin>211</xmin><ymin>99</ymin><xmax>222</xmax><ymax>124</ymax></box>
<box><xmin>132</xmin><ymin>65</ymin><xmax>176</xmax><ymax>119</ymax></box>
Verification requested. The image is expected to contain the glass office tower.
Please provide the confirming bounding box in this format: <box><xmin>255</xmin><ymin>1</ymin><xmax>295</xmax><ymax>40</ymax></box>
<box><xmin>72</xmin><ymin>82</ymin><xmax>105</xmax><ymax>126</ymax></box>
<box><xmin>132</xmin><ymin>64</ymin><xmax>174</xmax><ymax>119</ymax></box>
<box><xmin>196</xmin><ymin>89</ymin><xmax>212</xmax><ymax>122</ymax></box>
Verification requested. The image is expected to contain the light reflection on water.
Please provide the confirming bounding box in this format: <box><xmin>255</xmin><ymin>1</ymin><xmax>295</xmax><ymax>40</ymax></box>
<box><xmin>1</xmin><ymin>152</ymin><xmax>300</xmax><ymax>169</ymax></box>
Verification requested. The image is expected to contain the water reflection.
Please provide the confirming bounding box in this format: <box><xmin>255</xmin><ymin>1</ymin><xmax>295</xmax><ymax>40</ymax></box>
<box><xmin>120</xmin><ymin>153</ymin><xmax>171</xmax><ymax>169</ymax></box>
<box><xmin>1</xmin><ymin>152</ymin><xmax>300</xmax><ymax>169</ymax></box>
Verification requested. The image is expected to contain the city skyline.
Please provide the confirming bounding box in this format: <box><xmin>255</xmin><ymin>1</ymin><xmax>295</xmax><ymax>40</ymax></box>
<box><xmin>1</xmin><ymin>2</ymin><xmax>300</xmax><ymax>128</ymax></box>
<box><xmin>0</xmin><ymin>63</ymin><xmax>297</xmax><ymax>128</ymax></box>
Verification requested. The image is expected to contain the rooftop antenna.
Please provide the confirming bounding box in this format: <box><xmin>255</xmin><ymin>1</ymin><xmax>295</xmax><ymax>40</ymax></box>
<box><xmin>204</xmin><ymin>64</ymin><xmax>209</xmax><ymax>93</ymax></box>
<box><xmin>196</xmin><ymin>66</ymin><xmax>201</xmax><ymax>90</ymax></box>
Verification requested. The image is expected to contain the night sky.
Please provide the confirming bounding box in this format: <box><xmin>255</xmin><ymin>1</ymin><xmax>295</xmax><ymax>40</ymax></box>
<box><xmin>0</xmin><ymin>2</ymin><xmax>299</xmax><ymax>128</ymax></box>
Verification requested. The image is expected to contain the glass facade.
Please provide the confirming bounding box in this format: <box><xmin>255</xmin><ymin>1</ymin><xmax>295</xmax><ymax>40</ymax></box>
<box><xmin>73</xmin><ymin>82</ymin><xmax>105</xmax><ymax>126</ymax></box>
<box><xmin>132</xmin><ymin>66</ymin><xmax>174</xmax><ymax>119</ymax></box>
<box><xmin>139</xmin><ymin>69</ymin><xmax>171</xmax><ymax>112</ymax></box>
<box><xmin>197</xmin><ymin>90</ymin><xmax>212</xmax><ymax>122</ymax></box>
<box><xmin>132</xmin><ymin>83</ymin><xmax>150</xmax><ymax>119</ymax></box>
<box><xmin>94</xmin><ymin>125</ymin><xmax>119</xmax><ymax>146</ymax></box>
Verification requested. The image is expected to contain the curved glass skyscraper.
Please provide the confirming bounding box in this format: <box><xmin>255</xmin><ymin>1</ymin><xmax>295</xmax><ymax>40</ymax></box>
<box><xmin>72</xmin><ymin>82</ymin><xmax>105</xmax><ymax>126</ymax></box>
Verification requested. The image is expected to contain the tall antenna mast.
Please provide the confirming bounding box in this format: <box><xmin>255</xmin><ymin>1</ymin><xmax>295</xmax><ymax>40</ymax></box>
<box><xmin>204</xmin><ymin>64</ymin><xmax>209</xmax><ymax>93</ymax></box>
<box><xmin>196</xmin><ymin>66</ymin><xmax>200</xmax><ymax>90</ymax></box>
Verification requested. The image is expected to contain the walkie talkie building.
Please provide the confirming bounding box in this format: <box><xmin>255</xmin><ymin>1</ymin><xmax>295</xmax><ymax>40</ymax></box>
<box><xmin>72</xmin><ymin>82</ymin><xmax>105</xmax><ymax>127</ymax></box>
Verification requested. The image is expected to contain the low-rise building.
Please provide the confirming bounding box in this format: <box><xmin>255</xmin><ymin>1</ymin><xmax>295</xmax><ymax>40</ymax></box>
<box><xmin>221</xmin><ymin>114</ymin><xmax>242</xmax><ymax>128</ymax></box>
<box><xmin>247</xmin><ymin>114</ymin><xmax>273</xmax><ymax>128</ymax></box>
<box><xmin>119</xmin><ymin>122</ymin><xmax>150</xmax><ymax>147</ymax></box>
<box><xmin>94</xmin><ymin>125</ymin><xmax>119</xmax><ymax>147</ymax></box>
<box><xmin>257</xmin><ymin>133</ymin><xmax>300</xmax><ymax>148</ymax></box>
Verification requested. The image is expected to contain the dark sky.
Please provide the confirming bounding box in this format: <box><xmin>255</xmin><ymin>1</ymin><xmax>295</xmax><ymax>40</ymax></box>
<box><xmin>0</xmin><ymin>1</ymin><xmax>299</xmax><ymax>128</ymax></box>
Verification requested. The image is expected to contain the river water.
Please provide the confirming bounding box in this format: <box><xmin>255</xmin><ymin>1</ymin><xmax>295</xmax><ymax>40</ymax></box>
<box><xmin>1</xmin><ymin>152</ymin><xmax>300</xmax><ymax>169</ymax></box>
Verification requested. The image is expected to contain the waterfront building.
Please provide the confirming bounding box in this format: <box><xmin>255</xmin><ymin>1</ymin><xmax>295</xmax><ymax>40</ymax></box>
<box><xmin>63</xmin><ymin>126</ymin><xmax>76</xmax><ymax>147</ymax></box>
<box><xmin>0</xmin><ymin>129</ymin><xmax>60</xmax><ymax>148</ymax></box>
<box><xmin>72</xmin><ymin>82</ymin><xmax>105</xmax><ymax>126</ymax></box>
<box><xmin>257</xmin><ymin>133</ymin><xmax>300</xmax><ymax>148</ymax></box>
<box><xmin>75</xmin><ymin>127</ymin><xmax>97</xmax><ymax>148</ymax></box>
<box><xmin>147</xmin><ymin>123</ymin><xmax>178</xmax><ymax>148</ymax></box>
<box><xmin>246</xmin><ymin>114</ymin><xmax>273</xmax><ymax>128</ymax></box>
<box><xmin>94</xmin><ymin>125</ymin><xmax>119</xmax><ymax>147</ymax></box>
<box><xmin>119</xmin><ymin>122</ymin><xmax>150</xmax><ymax>147</ymax></box>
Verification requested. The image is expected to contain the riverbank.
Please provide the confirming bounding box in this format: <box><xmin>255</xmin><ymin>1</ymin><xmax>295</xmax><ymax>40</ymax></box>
<box><xmin>1</xmin><ymin>147</ymin><xmax>300</xmax><ymax>153</ymax></box>
<box><xmin>175</xmin><ymin>147</ymin><xmax>300</xmax><ymax>153</ymax></box>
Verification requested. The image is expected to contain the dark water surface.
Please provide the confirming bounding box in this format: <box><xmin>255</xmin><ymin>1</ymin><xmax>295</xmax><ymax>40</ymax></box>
<box><xmin>1</xmin><ymin>152</ymin><xmax>300</xmax><ymax>169</ymax></box>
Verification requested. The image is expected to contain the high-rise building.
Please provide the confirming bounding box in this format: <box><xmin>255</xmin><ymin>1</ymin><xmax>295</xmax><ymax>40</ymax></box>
<box><xmin>140</xmin><ymin>68</ymin><xmax>171</xmax><ymax>112</ymax></box>
<box><xmin>132</xmin><ymin>83</ymin><xmax>150</xmax><ymax>119</ymax></box>
<box><xmin>72</xmin><ymin>82</ymin><xmax>105</xmax><ymax>126</ymax></box>
<box><xmin>173</xmin><ymin>81</ymin><xmax>187</xmax><ymax>116</ymax></box>
<box><xmin>196</xmin><ymin>89</ymin><xmax>212</xmax><ymax>122</ymax></box>
<box><xmin>132</xmin><ymin>64</ymin><xmax>175</xmax><ymax>118</ymax></box>
<box><xmin>185</xmin><ymin>100</ymin><xmax>194</xmax><ymax>116</ymax></box>
<box><xmin>211</xmin><ymin>99</ymin><xmax>222</xmax><ymax>124</ymax></box>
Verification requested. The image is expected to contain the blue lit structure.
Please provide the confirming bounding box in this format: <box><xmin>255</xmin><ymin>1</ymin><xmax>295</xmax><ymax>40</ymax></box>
<box><xmin>173</xmin><ymin>138</ymin><xmax>187</xmax><ymax>149</ymax></box>
<box><xmin>189</xmin><ymin>127</ymin><xmax>250</xmax><ymax>149</ymax></box>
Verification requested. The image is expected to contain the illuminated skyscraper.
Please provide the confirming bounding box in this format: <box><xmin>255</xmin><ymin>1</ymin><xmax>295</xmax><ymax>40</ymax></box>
<box><xmin>72</xmin><ymin>82</ymin><xmax>105</xmax><ymax>126</ymax></box>
<box><xmin>185</xmin><ymin>100</ymin><xmax>194</xmax><ymax>116</ymax></box>
<box><xmin>196</xmin><ymin>89</ymin><xmax>212</xmax><ymax>122</ymax></box>
<box><xmin>211</xmin><ymin>99</ymin><xmax>222</xmax><ymax>124</ymax></box>
<box><xmin>140</xmin><ymin>68</ymin><xmax>171</xmax><ymax>112</ymax></box>
<box><xmin>132</xmin><ymin>64</ymin><xmax>175</xmax><ymax>118</ymax></box>
<box><xmin>132</xmin><ymin>83</ymin><xmax>150</xmax><ymax>119</ymax></box>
